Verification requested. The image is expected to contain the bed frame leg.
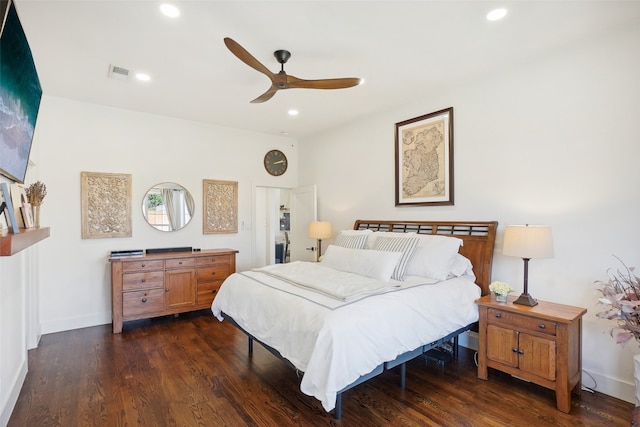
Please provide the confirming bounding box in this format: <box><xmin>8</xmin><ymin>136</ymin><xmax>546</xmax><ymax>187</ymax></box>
<box><xmin>453</xmin><ymin>336</ymin><xmax>459</xmax><ymax>359</ymax></box>
<box><xmin>248</xmin><ymin>337</ymin><xmax>253</xmax><ymax>353</ymax></box>
<box><xmin>334</xmin><ymin>393</ymin><xmax>342</xmax><ymax>419</ymax></box>
<box><xmin>400</xmin><ymin>362</ymin><xmax>407</xmax><ymax>388</ymax></box>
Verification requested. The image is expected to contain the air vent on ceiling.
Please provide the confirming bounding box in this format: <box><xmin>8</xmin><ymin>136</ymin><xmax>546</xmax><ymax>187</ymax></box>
<box><xmin>108</xmin><ymin>64</ymin><xmax>130</xmax><ymax>81</ymax></box>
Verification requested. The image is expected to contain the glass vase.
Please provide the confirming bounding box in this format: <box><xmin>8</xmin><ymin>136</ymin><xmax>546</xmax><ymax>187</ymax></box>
<box><xmin>32</xmin><ymin>205</ymin><xmax>40</xmax><ymax>228</ymax></box>
<box><xmin>495</xmin><ymin>293</ymin><xmax>507</xmax><ymax>303</ymax></box>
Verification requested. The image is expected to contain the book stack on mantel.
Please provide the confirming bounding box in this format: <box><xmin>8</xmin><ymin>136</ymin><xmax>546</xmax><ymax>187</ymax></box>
<box><xmin>109</xmin><ymin>249</ymin><xmax>144</xmax><ymax>258</ymax></box>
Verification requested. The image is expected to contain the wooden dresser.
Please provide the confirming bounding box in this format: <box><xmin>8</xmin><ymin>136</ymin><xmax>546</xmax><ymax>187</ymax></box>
<box><xmin>476</xmin><ymin>294</ymin><xmax>586</xmax><ymax>413</ymax></box>
<box><xmin>110</xmin><ymin>249</ymin><xmax>238</xmax><ymax>333</ymax></box>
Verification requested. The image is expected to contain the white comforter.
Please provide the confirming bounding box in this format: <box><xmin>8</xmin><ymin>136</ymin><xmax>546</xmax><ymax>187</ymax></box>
<box><xmin>211</xmin><ymin>262</ymin><xmax>480</xmax><ymax>412</ymax></box>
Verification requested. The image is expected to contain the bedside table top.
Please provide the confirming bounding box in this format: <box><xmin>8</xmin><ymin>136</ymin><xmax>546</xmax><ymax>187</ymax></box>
<box><xmin>476</xmin><ymin>294</ymin><xmax>587</xmax><ymax>323</ymax></box>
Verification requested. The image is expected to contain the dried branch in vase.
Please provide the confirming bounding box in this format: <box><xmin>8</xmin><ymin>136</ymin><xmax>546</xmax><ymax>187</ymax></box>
<box><xmin>26</xmin><ymin>181</ymin><xmax>47</xmax><ymax>206</ymax></box>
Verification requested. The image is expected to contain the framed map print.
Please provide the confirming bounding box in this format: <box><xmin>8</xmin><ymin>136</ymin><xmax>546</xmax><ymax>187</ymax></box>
<box><xmin>394</xmin><ymin>107</ymin><xmax>454</xmax><ymax>206</ymax></box>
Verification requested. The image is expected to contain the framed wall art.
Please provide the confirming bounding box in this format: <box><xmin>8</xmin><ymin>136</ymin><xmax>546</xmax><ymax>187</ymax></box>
<box><xmin>395</xmin><ymin>107</ymin><xmax>454</xmax><ymax>206</ymax></box>
<box><xmin>81</xmin><ymin>171</ymin><xmax>132</xmax><ymax>239</ymax></box>
<box><xmin>203</xmin><ymin>179</ymin><xmax>238</xmax><ymax>234</ymax></box>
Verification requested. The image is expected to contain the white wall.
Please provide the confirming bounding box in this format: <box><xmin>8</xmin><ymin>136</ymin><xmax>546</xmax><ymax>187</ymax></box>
<box><xmin>298</xmin><ymin>24</ymin><xmax>640</xmax><ymax>403</ymax></box>
<box><xmin>31</xmin><ymin>97</ymin><xmax>298</xmax><ymax>333</ymax></box>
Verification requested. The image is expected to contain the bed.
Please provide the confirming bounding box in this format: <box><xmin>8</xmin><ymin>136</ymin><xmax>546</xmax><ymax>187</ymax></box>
<box><xmin>212</xmin><ymin>219</ymin><xmax>498</xmax><ymax>418</ymax></box>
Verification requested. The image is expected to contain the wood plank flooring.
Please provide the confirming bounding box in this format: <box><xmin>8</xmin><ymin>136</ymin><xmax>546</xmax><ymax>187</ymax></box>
<box><xmin>8</xmin><ymin>310</ymin><xmax>633</xmax><ymax>426</ymax></box>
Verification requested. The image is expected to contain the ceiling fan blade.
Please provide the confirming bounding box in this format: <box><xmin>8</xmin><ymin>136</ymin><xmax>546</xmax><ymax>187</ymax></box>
<box><xmin>224</xmin><ymin>37</ymin><xmax>274</xmax><ymax>81</ymax></box>
<box><xmin>250</xmin><ymin>85</ymin><xmax>279</xmax><ymax>103</ymax></box>
<box><xmin>286</xmin><ymin>76</ymin><xmax>361</xmax><ymax>90</ymax></box>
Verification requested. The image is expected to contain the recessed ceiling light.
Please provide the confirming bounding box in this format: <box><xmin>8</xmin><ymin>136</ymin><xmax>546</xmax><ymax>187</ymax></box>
<box><xmin>160</xmin><ymin>4</ymin><xmax>180</xmax><ymax>18</ymax></box>
<box><xmin>486</xmin><ymin>8</ymin><xmax>507</xmax><ymax>21</ymax></box>
<box><xmin>135</xmin><ymin>73</ymin><xmax>151</xmax><ymax>82</ymax></box>
<box><xmin>288</xmin><ymin>109</ymin><xmax>299</xmax><ymax>116</ymax></box>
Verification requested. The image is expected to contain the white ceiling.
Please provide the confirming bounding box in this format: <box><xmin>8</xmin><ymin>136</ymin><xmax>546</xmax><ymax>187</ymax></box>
<box><xmin>13</xmin><ymin>0</ymin><xmax>640</xmax><ymax>138</ymax></box>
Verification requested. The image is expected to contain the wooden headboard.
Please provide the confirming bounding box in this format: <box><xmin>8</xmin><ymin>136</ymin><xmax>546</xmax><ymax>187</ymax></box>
<box><xmin>353</xmin><ymin>220</ymin><xmax>498</xmax><ymax>296</ymax></box>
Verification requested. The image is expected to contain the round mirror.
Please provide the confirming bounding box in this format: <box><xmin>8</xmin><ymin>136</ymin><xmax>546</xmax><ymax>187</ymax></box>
<box><xmin>142</xmin><ymin>182</ymin><xmax>194</xmax><ymax>232</ymax></box>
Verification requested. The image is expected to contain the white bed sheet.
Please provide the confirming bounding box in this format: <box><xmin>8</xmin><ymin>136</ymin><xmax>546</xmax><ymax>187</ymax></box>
<box><xmin>211</xmin><ymin>264</ymin><xmax>480</xmax><ymax>412</ymax></box>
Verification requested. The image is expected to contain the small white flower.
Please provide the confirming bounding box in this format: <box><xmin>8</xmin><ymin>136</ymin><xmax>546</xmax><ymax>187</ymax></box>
<box><xmin>489</xmin><ymin>281</ymin><xmax>514</xmax><ymax>296</ymax></box>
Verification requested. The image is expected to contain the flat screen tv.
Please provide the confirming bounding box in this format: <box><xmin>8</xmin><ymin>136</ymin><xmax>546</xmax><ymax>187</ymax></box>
<box><xmin>0</xmin><ymin>0</ymin><xmax>42</xmax><ymax>183</ymax></box>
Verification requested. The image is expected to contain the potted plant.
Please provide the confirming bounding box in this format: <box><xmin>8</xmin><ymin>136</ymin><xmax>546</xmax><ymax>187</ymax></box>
<box><xmin>596</xmin><ymin>259</ymin><xmax>640</xmax><ymax>344</ymax></box>
<box><xmin>596</xmin><ymin>257</ymin><xmax>640</xmax><ymax>405</ymax></box>
<box><xmin>489</xmin><ymin>281</ymin><xmax>514</xmax><ymax>303</ymax></box>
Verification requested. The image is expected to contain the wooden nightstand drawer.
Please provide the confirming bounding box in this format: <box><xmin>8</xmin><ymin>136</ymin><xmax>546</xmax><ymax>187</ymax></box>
<box><xmin>197</xmin><ymin>265</ymin><xmax>230</xmax><ymax>282</ymax></box>
<box><xmin>488</xmin><ymin>308</ymin><xmax>557</xmax><ymax>336</ymax></box>
<box><xmin>123</xmin><ymin>288</ymin><xmax>164</xmax><ymax>316</ymax></box>
<box><xmin>122</xmin><ymin>271</ymin><xmax>164</xmax><ymax>291</ymax></box>
<box><xmin>196</xmin><ymin>255</ymin><xmax>230</xmax><ymax>266</ymax></box>
<box><xmin>166</xmin><ymin>258</ymin><xmax>195</xmax><ymax>269</ymax></box>
<box><xmin>122</xmin><ymin>260</ymin><xmax>164</xmax><ymax>272</ymax></box>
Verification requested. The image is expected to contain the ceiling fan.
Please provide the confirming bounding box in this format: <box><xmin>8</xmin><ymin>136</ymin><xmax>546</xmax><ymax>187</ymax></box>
<box><xmin>223</xmin><ymin>37</ymin><xmax>362</xmax><ymax>103</ymax></box>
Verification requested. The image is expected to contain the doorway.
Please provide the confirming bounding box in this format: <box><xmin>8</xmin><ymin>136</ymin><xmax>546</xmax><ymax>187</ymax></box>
<box><xmin>253</xmin><ymin>185</ymin><xmax>317</xmax><ymax>268</ymax></box>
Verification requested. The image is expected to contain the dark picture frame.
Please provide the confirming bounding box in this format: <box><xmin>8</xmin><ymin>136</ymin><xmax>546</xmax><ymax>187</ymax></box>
<box><xmin>395</xmin><ymin>107</ymin><xmax>454</xmax><ymax>206</ymax></box>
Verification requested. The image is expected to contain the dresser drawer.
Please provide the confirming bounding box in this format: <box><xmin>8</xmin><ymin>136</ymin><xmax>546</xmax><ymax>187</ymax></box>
<box><xmin>196</xmin><ymin>255</ymin><xmax>230</xmax><ymax>267</ymax></box>
<box><xmin>197</xmin><ymin>281</ymin><xmax>222</xmax><ymax>306</ymax></box>
<box><xmin>488</xmin><ymin>308</ymin><xmax>557</xmax><ymax>336</ymax></box>
<box><xmin>122</xmin><ymin>260</ymin><xmax>164</xmax><ymax>272</ymax></box>
<box><xmin>123</xmin><ymin>288</ymin><xmax>164</xmax><ymax>316</ymax></box>
<box><xmin>197</xmin><ymin>265</ymin><xmax>230</xmax><ymax>282</ymax></box>
<box><xmin>166</xmin><ymin>258</ymin><xmax>195</xmax><ymax>269</ymax></box>
<box><xmin>122</xmin><ymin>271</ymin><xmax>164</xmax><ymax>291</ymax></box>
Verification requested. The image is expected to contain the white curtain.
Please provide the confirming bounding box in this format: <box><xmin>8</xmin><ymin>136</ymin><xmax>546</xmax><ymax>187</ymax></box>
<box><xmin>162</xmin><ymin>188</ymin><xmax>179</xmax><ymax>231</ymax></box>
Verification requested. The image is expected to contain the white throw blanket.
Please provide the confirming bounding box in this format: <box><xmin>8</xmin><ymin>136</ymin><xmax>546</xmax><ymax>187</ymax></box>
<box><xmin>254</xmin><ymin>261</ymin><xmax>400</xmax><ymax>301</ymax></box>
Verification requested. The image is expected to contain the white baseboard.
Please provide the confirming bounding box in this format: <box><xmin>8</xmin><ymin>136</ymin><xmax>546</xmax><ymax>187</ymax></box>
<box><xmin>40</xmin><ymin>311</ymin><xmax>111</xmax><ymax>335</ymax></box>
<box><xmin>1</xmin><ymin>356</ymin><xmax>27</xmax><ymax>427</ymax></box>
<box><xmin>581</xmin><ymin>369</ymin><xmax>635</xmax><ymax>404</ymax></box>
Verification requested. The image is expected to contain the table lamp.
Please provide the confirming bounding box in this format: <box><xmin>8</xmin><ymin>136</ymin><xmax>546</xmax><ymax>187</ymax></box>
<box><xmin>308</xmin><ymin>221</ymin><xmax>332</xmax><ymax>262</ymax></box>
<box><xmin>502</xmin><ymin>224</ymin><xmax>554</xmax><ymax>306</ymax></box>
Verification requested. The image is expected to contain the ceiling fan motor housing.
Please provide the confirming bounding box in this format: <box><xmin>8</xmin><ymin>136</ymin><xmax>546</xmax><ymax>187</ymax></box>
<box><xmin>274</xmin><ymin>50</ymin><xmax>291</xmax><ymax>64</ymax></box>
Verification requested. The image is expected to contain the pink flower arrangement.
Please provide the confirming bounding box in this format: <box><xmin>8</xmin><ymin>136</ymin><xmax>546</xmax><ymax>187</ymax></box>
<box><xmin>596</xmin><ymin>258</ymin><xmax>640</xmax><ymax>345</ymax></box>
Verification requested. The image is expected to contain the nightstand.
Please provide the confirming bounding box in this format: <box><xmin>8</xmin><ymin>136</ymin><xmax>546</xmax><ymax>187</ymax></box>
<box><xmin>476</xmin><ymin>294</ymin><xmax>587</xmax><ymax>413</ymax></box>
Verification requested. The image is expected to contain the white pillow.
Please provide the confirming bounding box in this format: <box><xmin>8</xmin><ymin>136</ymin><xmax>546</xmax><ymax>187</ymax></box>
<box><xmin>372</xmin><ymin>236</ymin><xmax>420</xmax><ymax>281</ymax></box>
<box><xmin>366</xmin><ymin>231</ymin><xmax>417</xmax><ymax>249</ymax></box>
<box><xmin>338</xmin><ymin>229</ymin><xmax>373</xmax><ymax>236</ymax></box>
<box><xmin>334</xmin><ymin>230</ymin><xmax>371</xmax><ymax>249</ymax></box>
<box><xmin>321</xmin><ymin>245</ymin><xmax>402</xmax><ymax>282</ymax></box>
<box><xmin>450</xmin><ymin>253</ymin><xmax>474</xmax><ymax>277</ymax></box>
<box><xmin>405</xmin><ymin>234</ymin><xmax>463</xmax><ymax>281</ymax></box>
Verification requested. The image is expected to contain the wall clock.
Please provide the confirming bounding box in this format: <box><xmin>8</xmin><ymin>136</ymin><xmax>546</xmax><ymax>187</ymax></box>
<box><xmin>264</xmin><ymin>149</ymin><xmax>288</xmax><ymax>176</ymax></box>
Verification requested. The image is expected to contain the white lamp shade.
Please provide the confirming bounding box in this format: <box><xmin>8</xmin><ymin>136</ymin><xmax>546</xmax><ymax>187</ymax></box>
<box><xmin>309</xmin><ymin>221</ymin><xmax>332</xmax><ymax>239</ymax></box>
<box><xmin>502</xmin><ymin>225</ymin><xmax>554</xmax><ymax>259</ymax></box>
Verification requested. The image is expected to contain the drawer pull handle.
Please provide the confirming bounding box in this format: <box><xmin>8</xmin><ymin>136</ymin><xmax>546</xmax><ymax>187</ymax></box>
<box><xmin>212</xmin><ymin>289</ymin><xmax>217</xmax><ymax>294</ymax></box>
<box><xmin>538</xmin><ymin>324</ymin><xmax>545</xmax><ymax>329</ymax></box>
<box><xmin>512</xmin><ymin>348</ymin><xmax>518</xmax><ymax>353</ymax></box>
<box><xmin>518</xmin><ymin>349</ymin><xmax>524</xmax><ymax>354</ymax></box>
<box><xmin>179</xmin><ymin>261</ymin><xmax>183</xmax><ymax>265</ymax></box>
<box><xmin>211</xmin><ymin>272</ymin><xmax>216</xmax><ymax>276</ymax></box>
<box><xmin>141</xmin><ymin>264</ymin><xmax>146</xmax><ymax>267</ymax></box>
<box><xmin>141</xmin><ymin>298</ymin><xmax>147</xmax><ymax>303</ymax></box>
<box><xmin>141</xmin><ymin>279</ymin><xmax>146</xmax><ymax>283</ymax></box>
<box><xmin>495</xmin><ymin>313</ymin><xmax>502</xmax><ymax>318</ymax></box>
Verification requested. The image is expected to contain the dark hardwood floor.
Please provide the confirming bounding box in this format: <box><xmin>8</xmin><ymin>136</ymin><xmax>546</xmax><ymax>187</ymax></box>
<box><xmin>9</xmin><ymin>310</ymin><xmax>633</xmax><ymax>426</ymax></box>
